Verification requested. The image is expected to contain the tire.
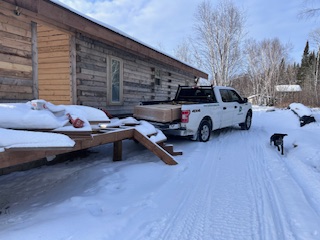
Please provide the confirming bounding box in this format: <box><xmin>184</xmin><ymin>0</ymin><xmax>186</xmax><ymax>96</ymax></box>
<box><xmin>240</xmin><ymin>111</ymin><xmax>252</xmax><ymax>130</ymax></box>
<box><xmin>197</xmin><ymin>120</ymin><xmax>211</xmax><ymax>142</ymax></box>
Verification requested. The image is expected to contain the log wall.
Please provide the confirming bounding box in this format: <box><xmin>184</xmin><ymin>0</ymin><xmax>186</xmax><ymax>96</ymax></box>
<box><xmin>0</xmin><ymin>3</ymin><xmax>33</xmax><ymax>102</ymax></box>
<box><xmin>76</xmin><ymin>34</ymin><xmax>194</xmax><ymax>115</ymax></box>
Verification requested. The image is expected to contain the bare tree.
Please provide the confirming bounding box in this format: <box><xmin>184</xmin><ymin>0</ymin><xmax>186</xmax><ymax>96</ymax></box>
<box><xmin>299</xmin><ymin>0</ymin><xmax>320</xmax><ymax>19</ymax></box>
<box><xmin>309</xmin><ymin>29</ymin><xmax>320</xmax><ymax>103</ymax></box>
<box><xmin>173</xmin><ymin>39</ymin><xmax>194</xmax><ymax>65</ymax></box>
<box><xmin>192</xmin><ymin>0</ymin><xmax>246</xmax><ymax>86</ymax></box>
<box><xmin>244</xmin><ymin>38</ymin><xmax>289</xmax><ymax>105</ymax></box>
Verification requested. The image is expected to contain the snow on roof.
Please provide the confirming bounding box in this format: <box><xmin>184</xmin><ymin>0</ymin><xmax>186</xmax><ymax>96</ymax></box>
<box><xmin>275</xmin><ymin>85</ymin><xmax>302</xmax><ymax>92</ymax></box>
<box><xmin>49</xmin><ymin>0</ymin><xmax>207</xmax><ymax>77</ymax></box>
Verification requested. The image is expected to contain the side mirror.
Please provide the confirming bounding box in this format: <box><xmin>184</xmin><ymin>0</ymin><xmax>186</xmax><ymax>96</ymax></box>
<box><xmin>243</xmin><ymin>98</ymin><xmax>248</xmax><ymax>103</ymax></box>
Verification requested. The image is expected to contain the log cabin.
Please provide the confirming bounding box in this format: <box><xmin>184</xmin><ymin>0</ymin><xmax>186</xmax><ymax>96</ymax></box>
<box><xmin>0</xmin><ymin>0</ymin><xmax>208</xmax><ymax>115</ymax></box>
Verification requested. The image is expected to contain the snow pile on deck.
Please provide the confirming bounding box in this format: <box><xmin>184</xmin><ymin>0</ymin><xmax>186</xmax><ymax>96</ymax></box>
<box><xmin>0</xmin><ymin>100</ymin><xmax>165</xmax><ymax>151</ymax></box>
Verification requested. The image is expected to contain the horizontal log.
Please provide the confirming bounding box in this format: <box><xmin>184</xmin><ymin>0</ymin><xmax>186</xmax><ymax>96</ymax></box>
<box><xmin>0</xmin><ymin>36</ymin><xmax>32</xmax><ymax>51</ymax></box>
<box><xmin>0</xmin><ymin>91</ymin><xmax>33</xmax><ymax>100</ymax></box>
<box><xmin>0</xmin><ymin>61</ymin><xmax>32</xmax><ymax>72</ymax></box>
<box><xmin>0</xmin><ymin>22</ymin><xmax>31</xmax><ymax>38</ymax></box>
<box><xmin>0</xmin><ymin>84</ymin><xmax>32</xmax><ymax>93</ymax></box>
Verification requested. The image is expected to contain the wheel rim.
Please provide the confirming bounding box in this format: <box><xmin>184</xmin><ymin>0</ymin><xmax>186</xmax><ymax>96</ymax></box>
<box><xmin>201</xmin><ymin>125</ymin><xmax>210</xmax><ymax>141</ymax></box>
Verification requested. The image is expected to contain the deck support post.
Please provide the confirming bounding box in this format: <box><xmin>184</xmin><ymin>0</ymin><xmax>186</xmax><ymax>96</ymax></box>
<box><xmin>113</xmin><ymin>140</ymin><xmax>122</xmax><ymax>161</ymax></box>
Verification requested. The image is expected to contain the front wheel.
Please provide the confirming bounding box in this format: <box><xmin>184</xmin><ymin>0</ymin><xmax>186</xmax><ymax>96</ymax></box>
<box><xmin>240</xmin><ymin>111</ymin><xmax>252</xmax><ymax>130</ymax></box>
<box><xmin>197</xmin><ymin>120</ymin><xmax>211</xmax><ymax>142</ymax></box>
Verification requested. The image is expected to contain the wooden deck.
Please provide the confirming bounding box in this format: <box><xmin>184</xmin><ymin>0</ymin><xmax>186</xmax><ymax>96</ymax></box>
<box><xmin>0</xmin><ymin>127</ymin><xmax>182</xmax><ymax>170</ymax></box>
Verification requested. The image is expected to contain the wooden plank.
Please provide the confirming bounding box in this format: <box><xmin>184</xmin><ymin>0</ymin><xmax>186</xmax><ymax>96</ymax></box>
<box><xmin>0</xmin><ymin>36</ymin><xmax>32</xmax><ymax>51</ymax></box>
<box><xmin>38</xmin><ymin>56</ymin><xmax>70</xmax><ymax>64</ymax></box>
<box><xmin>38</xmin><ymin>73</ymin><xmax>70</xmax><ymax>80</ymax></box>
<box><xmin>69</xmin><ymin>36</ymin><xmax>77</xmax><ymax>104</ymax></box>
<box><xmin>0</xmin><ymin>91</ymin><xmax>33</xmax><ymax>100</ymax></box>
<box><xmin>38</xmin><ymin>51</ymin><xmax>71</xmax><ymax>59</ymax></box>
<box><xmin>0</xmin><ymin>44</ymin><xmax>32</xmax><ymax>58</ymax></box>
<box><xmin>38</xmin><ymin>34</ymin><xmax>69</xmax><ymax>42</ymax></box>
<box><xmin>38</xmin><ymin>45</ymin><xmax>70</xmax><ymax>53</ymax></box>
<box><xmin>133</xmin><ymin>129</ymin><xmax>177</xmax><ymax>165</ymax></box>
<box><xmin>38</xmin><ymin>62</ymin><xmax>70</xmax><ymax>69</ymax></box>
<box><xmin>38</xmin><ymin>94</ymin><xmax>70</xmax><ymax>101</ymax></box>
<box><xmin>0</xmin><ymin>84</ymin><xmax>33</xmax><ymax>93</ymax></box>
<box><xmin>0</xmin><ymin>76</ymin><xmax>33</xmax><ymax>86</ymax></box>
<box><xmin>0</xmin><ymin>22</ymin><xmax>32</xmax><ymax>38</ymax></box>
<box><xmin>31</xmin><ymin>21</ymin><xmax>39</xmax><ymax>99</ymax></box>
<box><xmin>0</xmin><ymin>53</ymin><xmax>32</xmax><ymax>65</ymax></box>
<box><xmin>39</xmin><ymin>90</ymin><xmax>70</xmax><ymax>96</ymax></box>
<box><xmin>39</xmin><ymin>85</ymin><xmax>70</xmax><ymax>90</ymax></box>
<box><xmin>0</xmin><ymin>61</ymin><xmax>32</xmax><ymax>72</ymax></box>
<box><xmin>38</xmin><ymin>38</ymin><xmax>70</xmax><ymax>48</ymax></box>
<box><xmin>80</xmin><ymin>68</ymin><xmax>106</xmax><ymax>78</ymax></box>
<box><xmin>38</xmin><ymin>67</ymin><xmax>70</xmax><ymax>74</ymax></box>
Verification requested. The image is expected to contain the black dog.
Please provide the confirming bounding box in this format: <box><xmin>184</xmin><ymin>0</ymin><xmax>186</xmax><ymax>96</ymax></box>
<box><xmin>270</xmin><ymin>133</ymin><xmax>287</xmax><ymax>155</ymax></box>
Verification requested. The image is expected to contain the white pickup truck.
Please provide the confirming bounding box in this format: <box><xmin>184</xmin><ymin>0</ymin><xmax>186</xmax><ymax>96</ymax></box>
<box><xmin>133</xmin><ymin>86</ymin><xmax>252</xmax><ymax>142</ymax></box>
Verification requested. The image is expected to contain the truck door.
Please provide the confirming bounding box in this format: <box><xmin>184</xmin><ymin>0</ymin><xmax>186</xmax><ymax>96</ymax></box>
<box><xmin>219</xmin><ymin>89</ymin><xmax>235</xmax><ymax>128</ymax></box>
<box><xmin>225</xmin><ymin>89</ymin><xmax>246</xmax><ymax>125</ymax></box>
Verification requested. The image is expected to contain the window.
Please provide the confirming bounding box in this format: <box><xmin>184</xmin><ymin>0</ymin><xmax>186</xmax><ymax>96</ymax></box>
<box><xmin>219</xmin><ymin>89</ymin><xmax>243</xmax><ymax>103</ymax></box>
<box><xmin>151</xmin><ymin>67</ymin><xmax>161</xmax><ymax>85</ymax></box>
<box><xmin>108</xmin><ymin>57</ymin><xmax>123</xmax><ymax>104</ymax></box>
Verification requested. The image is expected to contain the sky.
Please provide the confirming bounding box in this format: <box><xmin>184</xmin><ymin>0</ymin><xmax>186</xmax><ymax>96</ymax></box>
<box><xmin>56</xmin><ymin>0</ymin><xmax>318</xmax><ymax>63</ymax></box>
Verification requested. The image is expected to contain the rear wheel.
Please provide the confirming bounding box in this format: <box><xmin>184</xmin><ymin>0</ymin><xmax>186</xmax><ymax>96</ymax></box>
<box><xmin>198</xmin><ymin>120</ymin><xmax>211</xmax><ymax>142</ymax></box>
<box><xmin>240</xmin><ymin>111</ymin><xmax>252</xmax><ymax>130</ymax></box>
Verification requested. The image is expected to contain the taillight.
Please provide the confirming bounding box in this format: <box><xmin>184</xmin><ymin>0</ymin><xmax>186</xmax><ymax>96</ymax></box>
<box><xmin>181</xmin><ymin>110</ymin><xmax>190</xmax><ymax>123</ymax></box>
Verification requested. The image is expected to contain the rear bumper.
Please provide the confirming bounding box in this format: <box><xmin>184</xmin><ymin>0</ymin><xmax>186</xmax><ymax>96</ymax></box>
<box><xmin>149</xmin><ymin>122</ymin><xmax>195</xmax><ymax>137</ymax></box>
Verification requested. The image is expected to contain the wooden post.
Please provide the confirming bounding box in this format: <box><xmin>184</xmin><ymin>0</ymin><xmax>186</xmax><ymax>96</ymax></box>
<box><xmin>31</xmin><ymin>21</ymin><xmax>39</xmax><ymax>99</ymax></box>
<box><xmin>113</xmin><ymin>140</ymin><xmax>122</xmax><ymax>161</ymax></box>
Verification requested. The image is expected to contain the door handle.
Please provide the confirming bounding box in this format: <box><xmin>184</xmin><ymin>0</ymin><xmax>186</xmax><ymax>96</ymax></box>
<box><xmin>223</xmin><ymin>107</ymin><xmax>227</xmax><ymax>110</ymax></box>
<box><xmin>234</xmin><ymin>106</ymin><xmax>238</xmax><ymax>108</ymax></box>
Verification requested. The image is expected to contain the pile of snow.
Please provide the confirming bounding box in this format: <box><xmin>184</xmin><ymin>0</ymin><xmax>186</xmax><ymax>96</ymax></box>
<box><xmin>0</xmin><ymin>100</ymin><xmax>110</xmax><ymax>130</ymax></box>
<box><xmin>0</xmin><ymin>100</ymin><xmax>166</xmax><ymax>151</ymax></box>
<box><xmin>289</xmin><ymin>102</ymin><xmax>313</xmax><ymax>117</ymax></box>
<box><xmin>0</xmin><ymin>128</ymin><xmax>75</xmax><ymax>152</ymax></box>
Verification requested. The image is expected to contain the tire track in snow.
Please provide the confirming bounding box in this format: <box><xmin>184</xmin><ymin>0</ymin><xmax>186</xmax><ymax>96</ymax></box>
<box><xmin>131</xmin><ymin>126</ymin><xmax>320</xmax><ymax>240</ymax></box>
<box><xmin>245</xmin><ymin>127</ymin><xmax>291</xmax><ymax>240</ymax></box>
<box><xmin>132</xmin><ymin>141</ymin><xmax>218</xmax><ymax>240</ymax></box>
<box><xmin>135</xmin><ymin>129</ymin><xmax>261</xmax><ymax>240</ymax></box>
<box><xmin>246</xmin><ymin>126</ymin><xmax>320</xmax><ymax>239</ymax></box>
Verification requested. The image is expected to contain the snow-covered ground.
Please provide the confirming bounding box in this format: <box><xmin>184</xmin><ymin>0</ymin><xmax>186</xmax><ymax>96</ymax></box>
<box><xmin>1</xmin><ymin>105</ymin><xmax>320</xmax><ymax>240</ymax></box>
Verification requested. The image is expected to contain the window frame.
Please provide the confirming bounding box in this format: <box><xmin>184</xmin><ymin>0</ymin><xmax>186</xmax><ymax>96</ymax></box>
<box><xmin>107</xmin><ymin>56</ymin><xmax>123</xmax><ymax>105</ymax></box>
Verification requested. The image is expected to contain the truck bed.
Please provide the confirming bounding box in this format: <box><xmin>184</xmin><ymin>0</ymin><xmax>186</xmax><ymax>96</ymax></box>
<box><xmin>133</xmin><ymin>104</ymin><xmax>182</xmax><ymax>123</ymax></box>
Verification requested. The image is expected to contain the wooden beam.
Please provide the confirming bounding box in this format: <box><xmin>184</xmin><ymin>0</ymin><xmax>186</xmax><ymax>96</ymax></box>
<box><xmin>0</xmin><ymin>128</ymin><xmax>180</xmax><ymax>169</ymax></box>
<box><xmin>133</xmin><ymin>129</ymin><xmax>178</xmax><ymax>165</ymax></box>
<box><xmin>31</xmin><ymin>21</ymin><xmax>38</xmax><ymax>99</ymax></box>
<box><xmin>113</xmin><ymin>140</ymin><xmax>122</xmax><ymax>161</ymax></box>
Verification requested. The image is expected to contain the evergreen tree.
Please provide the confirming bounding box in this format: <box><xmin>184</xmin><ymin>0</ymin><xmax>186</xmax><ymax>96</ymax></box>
<box><xmin>297</xmin><ymin>41</ymin><xmax>311</xmax><ymax>85</ymax></box>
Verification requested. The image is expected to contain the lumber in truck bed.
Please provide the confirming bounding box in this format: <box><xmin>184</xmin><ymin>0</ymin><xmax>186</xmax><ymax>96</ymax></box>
<box><xmin>133</xmin><ymin>104</ymin><xmax>182</xmax><ymax>123</ymax></box>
